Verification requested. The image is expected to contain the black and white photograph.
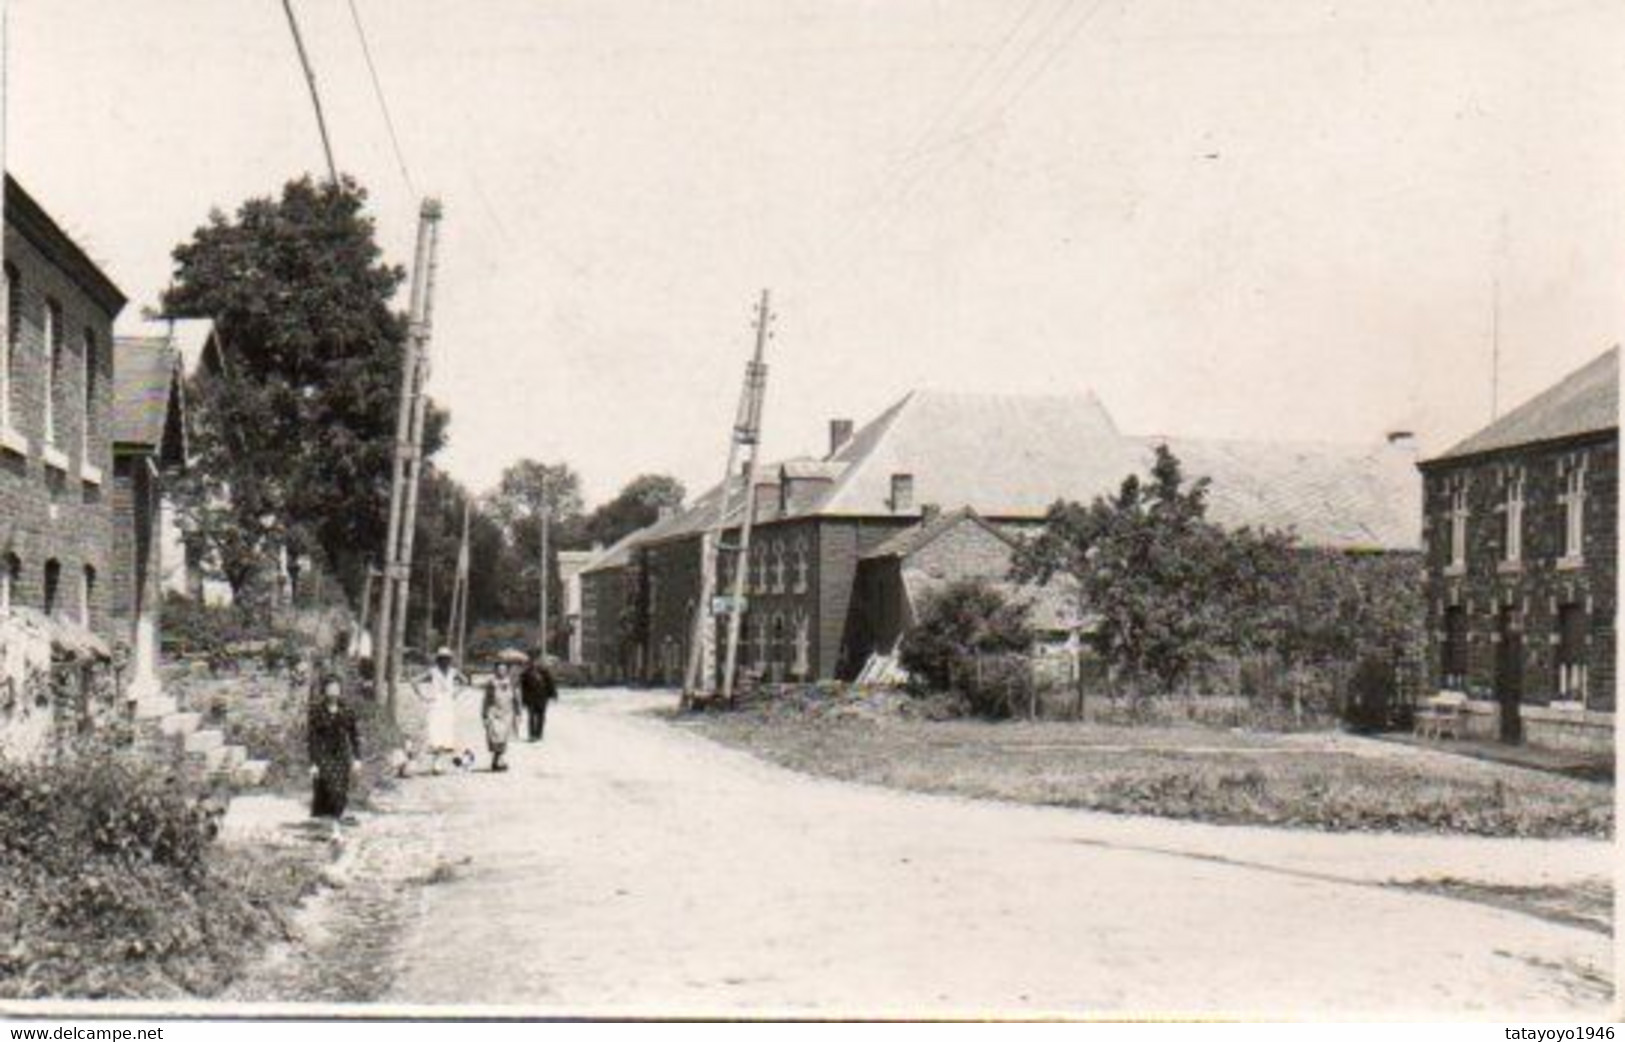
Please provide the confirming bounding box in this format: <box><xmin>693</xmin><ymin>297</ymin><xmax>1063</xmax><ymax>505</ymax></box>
<box><xmin>0</xmin><ymin>0</ymin><xmax>1618</xmax><ymax>1025</ymax></box>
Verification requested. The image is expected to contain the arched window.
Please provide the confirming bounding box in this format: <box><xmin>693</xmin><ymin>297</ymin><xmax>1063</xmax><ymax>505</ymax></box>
<box><xmin>82</xmin><ymin>328</ymin><xmax>98</xmax><ymax>457</ymax></box>
<box><xmin>0</xmin><ymin>553</ymin><xmax>18</xmax><ymax>614</ymax></box>
<box><xmin>43</xmin><ymin>559</ymin><xmax>61</xmax><ymax>617</ymax></box>
<box><xmin>1</xmin><ymin>263</ymin><xmax>17</xmax><ymax>431</ymax></box>
<box><xmin>81</xmin><ymin>565</ymin><xmax>97</xmax><ymax>628</ymax></box>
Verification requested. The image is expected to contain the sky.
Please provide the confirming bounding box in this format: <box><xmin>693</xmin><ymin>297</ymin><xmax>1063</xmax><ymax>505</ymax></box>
<box><xmin>4</xmin><ymin>0</ymin><xmax>1623</xmax><ymax>505</ymax></box>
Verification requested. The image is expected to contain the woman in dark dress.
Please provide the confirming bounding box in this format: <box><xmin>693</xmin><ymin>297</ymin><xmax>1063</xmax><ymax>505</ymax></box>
<box><xmin>308</xmin><ymin>673</ymin><xmax>362</xmax><ymax>832</ymax></box>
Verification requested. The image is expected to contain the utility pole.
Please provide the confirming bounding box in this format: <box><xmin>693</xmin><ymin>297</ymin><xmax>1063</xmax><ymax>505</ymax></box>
<box><xmin>682</xmin><ymin>290</ymin><xmax>773</xmax><ymax>707</ymax></box>
<box><xmin>373</xmin><ymin>198</ymin><xmax>443</xmax><ymax>712</ymax></box>
<box><xmin>280</xmin><ymin>0</ymin><xmax>340</xmax><ymax>184</ymax></box>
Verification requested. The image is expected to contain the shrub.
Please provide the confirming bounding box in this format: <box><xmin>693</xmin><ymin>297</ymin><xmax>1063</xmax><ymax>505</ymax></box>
<box><xmin>900</xmin><ymin>578</ymin><xmax>1034</xmax><ymax>706</ymax></box>
<box><xmin>0</xmin><ymin>735</ymin><xmax>322</xmax><ymax>999</ymax></box>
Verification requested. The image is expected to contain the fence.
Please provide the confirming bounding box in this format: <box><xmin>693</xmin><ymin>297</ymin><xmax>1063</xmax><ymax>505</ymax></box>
<box><xmin>948</xmin><ymin>647</ymin><xmax>1422</xmax><ymax>730</ymax></box>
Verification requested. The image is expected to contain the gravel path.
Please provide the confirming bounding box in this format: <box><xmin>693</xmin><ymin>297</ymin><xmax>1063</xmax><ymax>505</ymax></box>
<box><xmin>360</xmin><ymin>689</ymin><xmax>1612</xmax><ymax>1018</ymax></box>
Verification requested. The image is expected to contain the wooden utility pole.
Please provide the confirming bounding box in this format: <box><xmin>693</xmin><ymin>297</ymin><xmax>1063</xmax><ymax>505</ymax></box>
<box><xmin>683</xmin><ymin>290</ymin><xmax>773</xmax><ymax>706</ymax></box>
<box><xmin>373</xmin><ymin>198</ymin><xmax>443</xmax><ymax>712</ymax></box>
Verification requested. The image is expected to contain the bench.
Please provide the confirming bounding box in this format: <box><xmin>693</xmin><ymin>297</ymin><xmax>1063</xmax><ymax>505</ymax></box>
<box><xmin>1414</xmin><ymin>691</ymin><xmax>1469</xmax><ymax>741</ymax></box>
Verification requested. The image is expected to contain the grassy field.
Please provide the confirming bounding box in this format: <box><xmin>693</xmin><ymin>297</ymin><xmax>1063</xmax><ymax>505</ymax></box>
<box><xmin>671</xmin><ymin>692</ymin><xmax>1613</xmax><ymax>838</ymax></box>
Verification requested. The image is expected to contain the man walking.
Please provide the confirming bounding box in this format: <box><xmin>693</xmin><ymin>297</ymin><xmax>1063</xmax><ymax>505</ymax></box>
<box><xmin>520</xmin><ymin>654</ymin><xmax>559</xmax><ymax>742</ymax></box>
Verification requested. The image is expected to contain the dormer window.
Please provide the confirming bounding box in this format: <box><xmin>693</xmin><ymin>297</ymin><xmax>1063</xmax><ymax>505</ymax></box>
<box><xmin>890</xmin><ymin>473</ymin><xmax>915</xmax><ymax>513</ymax></box>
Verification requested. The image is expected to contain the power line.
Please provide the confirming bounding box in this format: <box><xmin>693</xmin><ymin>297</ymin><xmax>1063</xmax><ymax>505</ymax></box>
<box><xmin>279</xmin><ymin>0</ymin><xmax>340</xmax><ymax>184</ymax></box>
<box><xmin>854</xmin><ymin>0</ymin><xmax>1117</xmax><ymax>242</ymax></box>
<box><xmin>346</xmin><ymin>0</ymin><xmax>417</xmax><ymax>197</ymax></box>
<box><xmin>895</xmin><ymin>0</ymin><xmax>1052</xmax><ymax>162</ymax></box>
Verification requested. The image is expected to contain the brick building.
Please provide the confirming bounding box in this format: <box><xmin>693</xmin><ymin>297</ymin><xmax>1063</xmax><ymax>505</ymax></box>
<box><xmin>1417</xmin><ymin>348</ymin><xmax>1617</xmax><ymax>751</ymax></box>
<box><xmin>0</xmin><ymin>175</ymin><xmax>126</xmax><ymax>643</ymax></box>
<box><xmin>620</xmin><ymin>389</ymin><xmax>1420</xmax><ymax>687</ymax></box>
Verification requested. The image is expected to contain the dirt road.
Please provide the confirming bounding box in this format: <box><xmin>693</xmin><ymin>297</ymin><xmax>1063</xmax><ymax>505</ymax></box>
<box><xmin>371</xmin><ymin>690</ymin><xmax>1610</xmax><ymax>1018</ymax></box>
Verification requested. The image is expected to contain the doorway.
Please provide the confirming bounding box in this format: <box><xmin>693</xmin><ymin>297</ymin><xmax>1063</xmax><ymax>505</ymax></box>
<box><xmin>1495</xmin><ymin>606</ymin><xmax>1523</xmax><ymax>744</ymax></box>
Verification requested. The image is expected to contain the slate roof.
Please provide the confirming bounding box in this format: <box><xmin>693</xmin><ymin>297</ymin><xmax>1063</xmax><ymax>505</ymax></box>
<box><xmin>112</xmin><ymin>335</ymin><xmax>185</xmax><ymax>457</ymax></box>
<box><xmin>1426</xmin><ymin>347</ymin><xmax>1618</xmax><ymax>463</ymax></box>
<box><xmin>797</xmin><ymin>390</ymin><xmax>1137</xmax><ymax>519</ymax></box>
<box><xmin>1136</xmin><ymin>436</ymin><xmax>1422</xmax><ymax>552</ymax></box>
<box><xmin>578</xmin><ymin>524</ymin><xmax>655</xmax><ymax>576</ymax></box>
<box><xmin>642</xmin><ymin>460</ymin><xmax>798</xmax><ymax>546</ymax></box>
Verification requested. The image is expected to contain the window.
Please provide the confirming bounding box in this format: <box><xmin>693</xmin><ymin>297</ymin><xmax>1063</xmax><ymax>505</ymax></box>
<box><xmin>1446</xmin><ymin>480</ymin><xmax>1469</xmax><ymax>571</ymax></box>
<box><xmin>792</xmin><ymin>612</ymin><xmax>811</xmax><ymax>678</ymax></box>
<box><xmin>771</xmin><ymin>542</ymin><xmax>786</xmax><ymax>593</ymax></box>
<box><xmin>43</xmin><ymin>559</ymin><xmax>61</xmax><ymax>617</ymax></box>
<box><xmin>1559</xmin><ymin>457</ymin><xmax>1587</xmax><ymax>561</ymax></box>
<box><xmin>1558</xmin><ymin>604</ymin><xmax>1588</xmax><ymax>702</ymax></box>
<box><xmin>793</xmin><ymin>539</ymin><xmax>809</xmax><ymax>593</ymax></box>
<box><xmin>80</xmin><ymin>565</ymin><xmax>96</xmax><ymax>628</ymax></box>
<box><xmin>1</xmin><ymin>264</ymin><xmax>15</xmax><ymax>431</ymax></box>
<box><xmin>1502</xmin><ymin>468</ymin><xmax>1524</xmax><ymax>563</ymax></box>
<box><xmin>1441</xmin><ymin>605</ymin><xmax>1467</xmax><ymax>690</ymax></box>
<box><xmin>0</xmin><ymin>554</ymin><xmax>17</xmax><ymax>614</ymax></box>
<box><xmin>43</xmin><ymin>299</ymin><xmax>62</xmax><ymax>447</ymax></box>
<box><xmin>82</xmin><ymin>329</ymin><xmax>97</xmax><ymax>459</ymax></box>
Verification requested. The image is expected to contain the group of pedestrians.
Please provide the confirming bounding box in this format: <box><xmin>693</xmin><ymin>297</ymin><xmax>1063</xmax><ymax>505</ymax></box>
<box><xmin>413</xmin><ymin>646</ymin><xmax>558</xmax><ymax>774</ymax></box>
<box><xmin>304</xmin><ymin>643</ymin><xmax>560</xmax><ymax>836</ymax></box>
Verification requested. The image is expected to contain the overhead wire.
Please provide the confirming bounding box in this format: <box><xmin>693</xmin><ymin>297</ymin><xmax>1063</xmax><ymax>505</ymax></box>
<box><xmin>346</xmin><ymin>0</ymin><xmax>418</xmax><ymax>198</ymax></box>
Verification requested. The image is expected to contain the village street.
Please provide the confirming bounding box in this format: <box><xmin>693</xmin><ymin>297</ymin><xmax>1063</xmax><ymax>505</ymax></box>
<box><xmin>265</xmin><ymin>689</ymin><xmax>1619</xmax><ymax>1018</ymax></box>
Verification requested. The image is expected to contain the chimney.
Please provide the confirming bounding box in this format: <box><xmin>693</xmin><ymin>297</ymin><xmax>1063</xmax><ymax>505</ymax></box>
<box><xmin>753</xmin><ymin>479</ymin><xmax>779</xmax><ymax>524</ymax></box>
<box><xmin>829</xmin><ymin>418</ymin><xmax>854</xmax><ymax>458</ymax></box>
<box><xmin>657</xmin><ymin>504</ymin><xmax>677</xmax><ymax>521</ymax></box>
<box><xmin>889</xmin><ymin>473</ymin><xmax>915</xmax><ymax>513</ymax></box>
<box><xmin>920</xmin><ymin>503</ymin><xmax>942</xmax><ymax>523</ymax></box>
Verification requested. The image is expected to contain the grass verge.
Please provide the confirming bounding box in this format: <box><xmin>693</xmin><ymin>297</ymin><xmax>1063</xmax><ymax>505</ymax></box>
<box><xmin>672</xmin><ymin>690</ymin><xmax>1612</xmax><ymax>838</ymax></box>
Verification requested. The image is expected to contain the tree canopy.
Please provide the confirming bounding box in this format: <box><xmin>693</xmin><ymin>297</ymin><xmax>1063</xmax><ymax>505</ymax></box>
<box><xmin>162</xmin><ymin>176</ymin><xmax>447</xmax><ymax>602</ymax></box>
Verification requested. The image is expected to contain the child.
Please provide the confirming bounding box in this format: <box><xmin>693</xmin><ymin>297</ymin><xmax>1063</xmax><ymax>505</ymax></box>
<box><xmin>481</xmin><ymin>658</ymin><xmax>522</xmax><ymax>772</ymax></box>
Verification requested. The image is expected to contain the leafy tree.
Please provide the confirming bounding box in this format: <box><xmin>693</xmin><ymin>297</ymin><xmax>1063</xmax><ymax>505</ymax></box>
<box><xmin>899</xmin><ymin>577</ymin><xmax>1035</xmax><ymax>701</ymax></box>
<box><xmin>584</xmin><ymin>474</ymin><xmax>686</xmax><ymax>548</ymax></box>
<box><xmin>166</xmin><ymin>364</ymin><xmax>286</xmax><ymax>608</ymax></box>
<box><xmin>486</xmin><ymin>460</ymin><xmax>586</xmax><ymax>648</ymax></box>
<box><xmin>161</xmin><ymin>175</ymin><xmax>446</xmax><ymax>602</ymax></box>
<box><xmin>1012</xmin><ymin>446</ymin><xmax>1297</xmax><ymax>704</ymax></box>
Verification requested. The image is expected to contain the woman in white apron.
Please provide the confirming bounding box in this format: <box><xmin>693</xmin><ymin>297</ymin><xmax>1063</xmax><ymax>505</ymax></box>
<box><xmin>415</xmin><ymin>646</ymin><xmax>464</xmax><ymax>774</ymax></box>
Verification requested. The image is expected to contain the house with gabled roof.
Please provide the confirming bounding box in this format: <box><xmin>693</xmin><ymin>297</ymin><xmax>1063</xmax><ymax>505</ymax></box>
<box><xmin>1416</xmin><ymin>347</ymin><xmax>1616</xmax><ymax>751</ymax></box>
<box><xmin>110</xmin><ymin>331</ymin><xmax>188</xmax><ymax>707</ymax></box>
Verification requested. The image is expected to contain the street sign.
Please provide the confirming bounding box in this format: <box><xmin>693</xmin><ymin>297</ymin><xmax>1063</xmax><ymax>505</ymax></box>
<box><xmin>712</xmin><ymin>595</ymin><xmax>748</xmax><ymax>616</ymax></box>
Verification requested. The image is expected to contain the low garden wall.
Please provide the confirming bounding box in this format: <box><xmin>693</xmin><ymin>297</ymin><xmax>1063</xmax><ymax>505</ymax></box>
<box><xmin>1456</xmin><ymin>698</ymin><xmax>1614</xmax><ymax>755</ymax></box>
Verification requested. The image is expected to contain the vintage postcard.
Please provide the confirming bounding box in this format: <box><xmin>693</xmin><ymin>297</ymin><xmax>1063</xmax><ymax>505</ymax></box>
<box><xmin>0</xmin><ymin>0</ymin><xmax>1616</xmax><ymax>1024</ymax></box>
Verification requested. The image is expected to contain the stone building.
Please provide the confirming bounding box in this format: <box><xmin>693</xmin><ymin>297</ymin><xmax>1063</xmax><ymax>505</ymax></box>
<box><xmin>577</xmin><ymin>523</ymin><xmax>658</xmax><ymax>682</ymax></box>
<box><xmin>1417</xmin><ymin>347</ymin><xmax>1617</xmax><ymax>750</ymax></box>
<box><xmin>0</xmin><ymin>174</ymin><xmax>126</xmax><ymax>641</ymax></box>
